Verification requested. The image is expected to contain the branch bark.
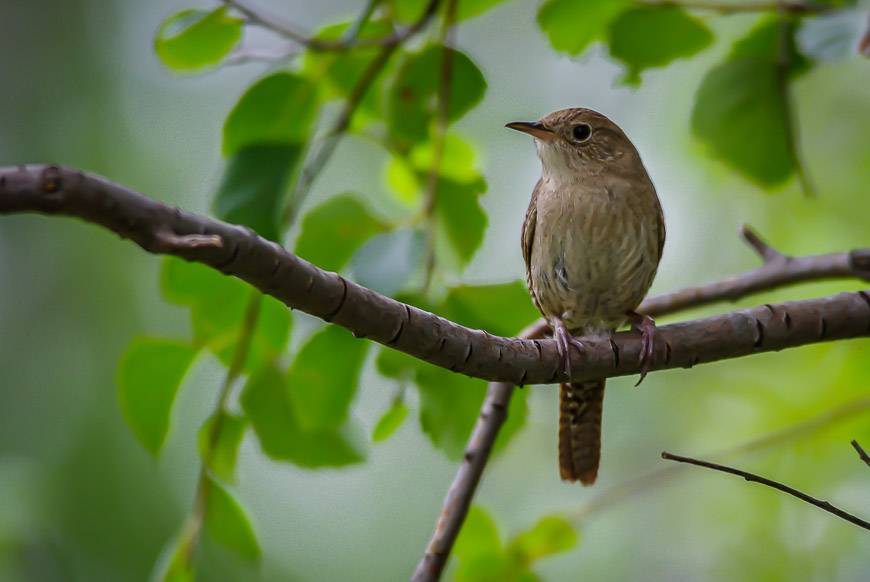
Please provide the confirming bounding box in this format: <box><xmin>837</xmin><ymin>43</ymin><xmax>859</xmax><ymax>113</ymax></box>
<box><xmin>411</xmin><ymin>224</ymin><xmax>870</xmax><ymax>581</ymax></box>
<box><xmin>2</xmin><ymin>165</ymin><xmax>869</xmax><ymax>389</ymax></box>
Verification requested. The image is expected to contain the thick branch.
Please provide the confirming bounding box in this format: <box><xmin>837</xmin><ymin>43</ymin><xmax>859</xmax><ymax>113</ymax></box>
<box><xmin>661</xmin><ymin>451</ymin><xmax>870</xmax><ymax>531</ymax></box>
<box><xmin>2</xmin><ymin>165</ymin><xmax>869</xmax><ymax>388</ymax></box>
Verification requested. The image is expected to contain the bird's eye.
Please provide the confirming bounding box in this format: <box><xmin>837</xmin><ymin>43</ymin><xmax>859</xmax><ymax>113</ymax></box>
<box><xmin>572</xmin><ymin>123</ymin><xmax>592</xmax><ymax>142</ymax></box>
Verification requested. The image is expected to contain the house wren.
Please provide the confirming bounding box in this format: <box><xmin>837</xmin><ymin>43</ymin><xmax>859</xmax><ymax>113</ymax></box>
<box><xmin>508</xmin><ymin>108</ymin><xmax>665</xmax><ymax>485</ymax></box>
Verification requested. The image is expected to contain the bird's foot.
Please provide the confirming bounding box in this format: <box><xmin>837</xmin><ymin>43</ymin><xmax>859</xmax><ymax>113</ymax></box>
<box><xmin>628</xmin><ymin>311</ymin><xmax>657</xmax><ymax>387</ymax></box>
<box><xmin>553</xmin><ymin>319</ymin><xmax>584</xmax><ymax>380</ymax></box>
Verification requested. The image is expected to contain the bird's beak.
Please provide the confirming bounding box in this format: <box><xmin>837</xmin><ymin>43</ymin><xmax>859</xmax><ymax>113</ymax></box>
<box><xmin>505</xmin><ymin>121</ymin><xmax>555</xmax><ymax>141</ymax></box>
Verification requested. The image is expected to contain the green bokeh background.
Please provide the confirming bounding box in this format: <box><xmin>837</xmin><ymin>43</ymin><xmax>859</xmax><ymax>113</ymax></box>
<box><xmin>0</xmin><ymin>1</ymin><xmax>868</xmax><ymax>580</ymax></box>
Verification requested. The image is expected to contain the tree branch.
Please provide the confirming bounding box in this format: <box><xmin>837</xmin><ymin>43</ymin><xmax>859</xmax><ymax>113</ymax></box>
<box><xmin>660</xmin><ymin>451</ymin><xmax>870</xmax><ymax>531</ymax></box>
<box><xmin>852</xmin><ymin>440</ymin><xmax>870</xmax><ymax>469</ymax></box>
<box><xmin>568</xmin><ymin>395</ymin><xmax>870</xmax><ymax>524</ymax></box>
<box><xmin>639</xmin><ymin>0</ymin><xmax>834</xmax><ymax>14</ymax></box>
<box><xmin>224</xmin><ymin>0</ymin><xmax>440</xmax><ymax>51</ymax></box>
<box><xmin>411</xmin><ymin>224</ymin><xmax>870</xmax><ymax>581</ymax></box>
<box><xmin>2</xmin><ymin>165</ymin><xmax>868</xmax><ymax>388</ymax></box>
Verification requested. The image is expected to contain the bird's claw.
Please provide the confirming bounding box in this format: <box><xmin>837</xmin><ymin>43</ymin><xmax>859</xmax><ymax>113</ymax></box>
<box><xmin>553</xmin><ymin>320</ymin><xmax>584</xmax><ymax>379</ymax></box>
<box><xmin>629</xmin><ymin>312</ymin><xmax>657</xmax><ymax>387</ymax></box>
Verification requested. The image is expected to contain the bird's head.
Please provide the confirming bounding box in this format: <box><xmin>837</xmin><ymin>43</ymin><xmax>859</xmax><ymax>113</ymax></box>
<box><xmin>506</xmin><ymin>108</ymin><xmax>641</xmax><ymax>180</ymax></box>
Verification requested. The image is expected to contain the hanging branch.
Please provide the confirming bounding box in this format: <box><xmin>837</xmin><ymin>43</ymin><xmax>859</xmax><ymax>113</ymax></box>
<box><xmin>660</xmin><ymin>451</ymin><xmax>870</xmax><ymax>531</ymax></box>
<box><xmin>282</xmin><ymin>0</ymin><xmax>443</xmax><ymax>227</ymax></box>
<box><xmin>568</xmin><ymin>395</ymin><xmax>870</xmax><ymax>524</ymax></box>
<box><xmin>639</xmin><ymin>0</ymin><xmax>834</xmax><ymax>14</ymax></box>
<box><xmin>411</xmin><ymin>224</ymin><xmax>870</xmax><ymax>581</ymax></box>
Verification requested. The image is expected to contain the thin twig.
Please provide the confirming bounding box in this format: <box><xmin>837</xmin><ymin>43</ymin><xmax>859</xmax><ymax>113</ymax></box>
<box><xmin>420</xmin><ymin>0</ymin><xmax>458</xmax><ymax>294</ymax></box>
<box><xmin>222</xmin><ymin>47</ymin><xmax>298</xmax><ymax>66</ymax></box>
<box><xmin>225</xmin><ymin>0</ymin><xmax>438</xmax><ymax>51</ymax></box>
<box><xmin>851</xmin><ymin>440</ymin><xmax>870</xmax><ymax>469</ymax></box>
<box><xmin>661</xmin><ymin>451</ymin><xmax>870</xmax><ymax>531</ymax></box>
<box><xmin>179</xmin><ymin>290</ymin><xmax>263</xmax><ymax>567</ymax></box>
<box><xmin>639</xmin><ymin>0</ymin><xmax>834</xmax><ymax>14</ymax></box>
<box><xmin>568</xmin><ymin>395</ymin><xmax>870</xmax><ymax>523</ymax></box>
<box><xmin>281</xmin><ymin>0</ymin><xmax>442</xmax><ymax>228</ymax></box>
<box><xmin>774</xmin><ymin>8</ymin><xmax>815</xmax><ymax>197</ymax></box>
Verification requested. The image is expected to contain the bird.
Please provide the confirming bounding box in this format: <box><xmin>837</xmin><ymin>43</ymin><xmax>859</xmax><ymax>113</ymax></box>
<box><xmin>507</xmin><ymin>108</ymin><xmax>665</xmax><ymax>485</ymax></box>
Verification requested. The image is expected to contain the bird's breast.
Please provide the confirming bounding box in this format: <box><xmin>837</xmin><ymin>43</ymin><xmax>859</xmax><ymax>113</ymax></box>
<box><xmin>529</xmin><ymin>179</ymin><xmax>659</xmax><ymax>332</ymax></box>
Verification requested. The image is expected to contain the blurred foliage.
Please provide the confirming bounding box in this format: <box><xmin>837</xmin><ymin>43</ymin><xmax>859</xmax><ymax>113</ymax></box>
<box><xmin>1</xmin><ymin>0</ymin><xmax>868</xmax><ymax>581</ymax></box>
<box><xmin>453</xmin><ymin>506</ymin><xmax>577</xmax><ymax>581</ymax></box>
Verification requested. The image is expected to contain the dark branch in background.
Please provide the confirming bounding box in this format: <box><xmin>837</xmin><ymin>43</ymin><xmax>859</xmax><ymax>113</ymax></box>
<box><xmin>420</xmin><ymin>0</ymin><xmax>458</xmax><ymax>293</ymax></box>
<box><xmin>282</xmin><ymin>0</ymin><xmax>443</xmax><ymax>227</ymax></box>
<box><xmin>661</xmin><ymin>451</ymin><xmax>870</xmax><ymax>531</ymax></box>
<box><xmin>639</xmin><ymin>0</ymin><xmax>834</xmax><ymax>14</ymax></box>
<box><xmin>1</xmin><ymin>165</ymin><xmax>868</xmax><ymax>387</ymax></box>
<box><xmin>775</xmin><ymin>9</ymin><xmax>815</xmax><ymax>197</ymax></box>
<box><xmin>180</xmin><ymin>290</ymin><xmax>262</xmax><ymax>565</ymax></box>
<box><xmin>568</xmin><ymin>395</ymin><xmax>870</xmax><ymax>523</ymax></box>
<box><xmin>852</xmin><ymin>440</ymin><xmax>870</xmax><ymax>469</ymax></box>
<box><xmin>411</xmin><ymin>224</ymin><xmax>870</xmax><ymax>581</ymax></box>
<box><xmin>225</xmin><ymin>0</ymin><xmax>439</xmax><ymax>51</ymax></box>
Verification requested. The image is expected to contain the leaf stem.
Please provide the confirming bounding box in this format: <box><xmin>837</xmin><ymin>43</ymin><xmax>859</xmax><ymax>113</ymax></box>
<box><xmin>178</xmin><ymin>289</ymin><xmax>263</xmax><ymax>570</ymax></box>
<box><xmin>420</xmin><ymin>0</ymin><xmax>458</xmax><ymax>295</ymax></box>
<box><xmin>281</xmin><ymin>0</ymin><xmax>443</xmax><ymax>228</ymax></box>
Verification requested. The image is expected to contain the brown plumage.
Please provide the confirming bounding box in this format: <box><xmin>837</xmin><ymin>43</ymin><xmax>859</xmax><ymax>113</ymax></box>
<box><xmin>509</xmin><ymin>108</ymin><xmax>665</xmax><ymax>484</ymax></box>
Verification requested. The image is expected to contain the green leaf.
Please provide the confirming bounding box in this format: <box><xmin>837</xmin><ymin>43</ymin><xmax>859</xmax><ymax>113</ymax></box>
<box><xmin>388</xmin><ymin>46</ymin><xmax>486</xmax><ymax>143</ymax></box>
<box><xmin>350</xmin><ymin>228</ymin><xmax>425</xmax><ymax>296</ymax></box>
<box><xmin>117</xmin><ymin>338</ymin><xmax>197</xmax><ymax>455</ymax></box>
<box><xmin>508</xmin><ymin>515</ymin><xmax>578</xmax><ymax>565</ymax></box>
<box><xmin>295</xmin><ymin>194</ymin><xmax>387</xmax><ymax>271</ymax></box>
<box><xmin>415</xmin><ymin>364</ymin><xmax>488</xmax><ymax>459</ymax></box>
<box><xmin>204</xmin><ymin>475</ymin><xmax>260</xmax><ymax>559</ymax></box>
<box><xmin>223</xmin><ymin>72</ymin><xmax>319</xmax><ymax>155</ymax></box>
<box><xmin>410</xmin><ymin>133</ymin><xmax>480</xmax><ymax>183</ymax></box>
<box><xmin>391</xmin><ymin>0</ymin><xmax>509</xmax><ymax>23</ymax></box>
<box><xmin>453</xmin><ymin>505</ymin><xmax>513</xmax><ymax>582</ymax></box>
<box><xmin>213</xmin><ymin>143</ymin><xmax>304</xmax><ymax>242</ymax></box>
<box><xmin>198</xmin><ymin>412</ymin><xmax>248</xmax><ymax>483</ymax></box>
<box><xmin>372</xmin><ymin>399</ymin><xmax>409</xmax><ymax>442</ymax></box>
<box><xmin>607</xmin><ymin>6</ymin><xmax>713</xmax><ymax>85</ymax></box>
<box><xmin>241</xmin><ymin>364</ymin><xmax>365</xmax><ymax>468</ymax></box>
<box><xmin>161</xmin><ymin>260</ymin><xmax>292</xmax><ymax>372</ymax></box>
<box><xmin>286</xmin><ymin>325</ymin><xmax>370</xmax><ymax>431</ymax></box>
<box><xmin>154</xmin><ymin>7</ymin><xmax>242</xmax><ymax>72</ymax></box>
<box><xmin>444</xmin><ymin>281</ymin><xmax>539</xmax><ymax>337</ymax></box>
<box><xmin>385</xmin><ymin>155</ymin><xmax>422</xmax><ymax>206</ymax></box>
<box><xmin>436</xmin><ymin>177</ymin><xmax>488</xmax><ymax>266</ymax></box>
<box><xmin>455</xmin><ymin>0</ymin><xmax>510</xmax><ymax>21</ymax></box>
<box><xmin>375</xmin><ymin>347</ymin><xmax>421</xmax><ymax>380</ymax></box>
<box><xmin>691</xmin><ymin>18</ymin><xmax>810</xmax><ymax>187</ymax></box>
<box><xmin>537</xmin><ymin>0</ymin><xmax>630</xmax><ymax>56</ymax></box>
<box><xmin>304</xmin><ymin>19</ymin><xmax>393</xmax><ymax>116</ymax></box>
<box><xmin>455</xmin><ymin>506</ymin><xmax>502</xmax><ymax>558</ymax></box>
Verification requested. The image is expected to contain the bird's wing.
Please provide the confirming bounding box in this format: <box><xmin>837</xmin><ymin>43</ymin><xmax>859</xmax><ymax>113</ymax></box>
<box><xmin>654</xmin><ymin>188</ymin><xmax>666</xmax><ymax>261</ymax></box>
<box><xmin>521</xmin><ymin>180</ymin><xmax>540</xmax><ymax>285</ymax></box>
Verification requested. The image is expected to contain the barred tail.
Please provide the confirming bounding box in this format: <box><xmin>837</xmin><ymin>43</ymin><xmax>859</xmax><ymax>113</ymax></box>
<box><xmin>558</xmin><ymin>380</ymin><xmax>605</xmax><ymax>485</ymax></box>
